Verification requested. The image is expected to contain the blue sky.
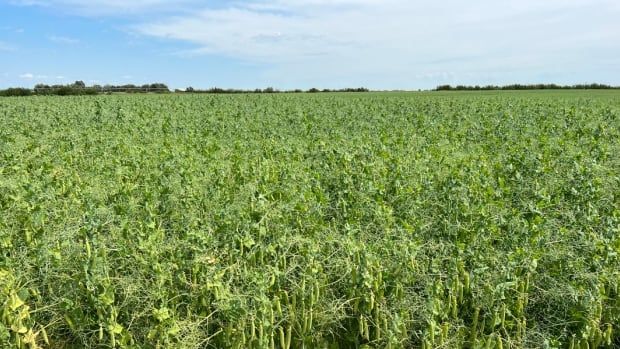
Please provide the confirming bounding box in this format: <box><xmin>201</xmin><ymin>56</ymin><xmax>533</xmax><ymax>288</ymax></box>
<box><xmin>1</xmin><ymin>0</ymin><xmax>619</xmax><ymax>90</ymax></box>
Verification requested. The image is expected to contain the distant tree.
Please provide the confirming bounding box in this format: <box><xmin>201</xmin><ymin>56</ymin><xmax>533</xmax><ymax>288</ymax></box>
<box><xmin>73</xmin><ymin>80</ymin><xmax>86</xmax><ymax>88</ymax></box>
<box><xmin>434</xmin><ymin>83</ymin><xmax>618</xmax><ymax>91</ymax></box>
<box><xmin>0</xmin><ymin>88</ymin><xmax>32</xmax><ymax>96</ymax></box>
<box><xmin>149</xmin><ymin>83</ymin><xmax>169</xmax><ymax>91</ymax></box>
<box><xmin>55</xmin><ymin>87</ymin><xmax>74</xmax><ymax>96</ymax></box>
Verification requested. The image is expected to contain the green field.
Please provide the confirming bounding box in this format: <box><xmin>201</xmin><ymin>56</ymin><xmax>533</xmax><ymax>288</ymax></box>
<box><xmin>1</xmin><ymin>91</ymin><xmax>619</xmax><ymax>348</ymax></box>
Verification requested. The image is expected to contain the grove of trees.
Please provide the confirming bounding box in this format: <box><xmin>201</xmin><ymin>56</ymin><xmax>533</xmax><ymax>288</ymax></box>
<box><xmin>0</xmin><ymin>81</ymin><xmax>170</xmax><ymax>96</ymax></box>
<box><xmin>435</xmin><ymin>83</ymin><xmax>619</xmax><ymax>91</ymax></box>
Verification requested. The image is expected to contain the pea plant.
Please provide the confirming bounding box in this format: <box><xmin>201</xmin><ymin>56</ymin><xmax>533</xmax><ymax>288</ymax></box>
<box><xmin>0</xmin><ymin>91</ymin><xmax>619</xmax><ymax>348</ymax></box>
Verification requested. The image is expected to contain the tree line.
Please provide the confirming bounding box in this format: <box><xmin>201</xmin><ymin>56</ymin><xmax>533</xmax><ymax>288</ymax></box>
<box><xmin>0</xmin><ymin>81</ymin><xmax>170</xmax><ymax>96</ymax></box>
<box><xmin>435</xmin><ymin>83</ymin><xmax>620</xmax><ymax>91</ymax></box>
<box><xmin>179</xmin><ymin>87</ymin><xmax>370</xmax><ymax>94</ymax></box>
<box><xmin>1</xmin><ymin>81</ymin><xmax>370</xmax><ymax>97</ymax></box>
<box><xmin>6</xmin><ymin>81</ymin><xmax>618</xmax><ymax>96</ymax></box>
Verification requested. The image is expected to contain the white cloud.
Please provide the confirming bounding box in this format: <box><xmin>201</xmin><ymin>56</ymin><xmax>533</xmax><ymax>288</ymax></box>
<box><xmin>10</xmin><ymin>0</ymin><xmax>202</xmax><ymax>15</ymax></box>
<box><xmin>131</xmin><ymin>0</ymin><xmax>620</xmax><ymax>87</ymax></box>
<box><xmin>0</xmin><ymin>41</ymin><xmax>16</xmax><ymax>51</ymax></box>
<box><xmin>8</xmin><ymin>0</ymin><xmax>620</xmax><ymax>87</ymax></box>
<box><xmin>49</xmin><ymin>35</ymin><xmax>80</xmax><ymax>44</ymax></box>
<box><xmin>18</xmin><ymin>73</ymin><xmax>54</xmax><ymax>80</ymax></box>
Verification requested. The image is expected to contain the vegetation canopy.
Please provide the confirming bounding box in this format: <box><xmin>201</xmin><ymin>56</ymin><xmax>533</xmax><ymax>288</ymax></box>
<box><xmin>0</xmin><ymin>91</ymin><xmax>619</xmax><ymax>348</ymax></box>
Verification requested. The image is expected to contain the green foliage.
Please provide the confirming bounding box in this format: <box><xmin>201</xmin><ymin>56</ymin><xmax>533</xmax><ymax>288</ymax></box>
<box><xmin>0</xmin><ymin>92</ymin><xmax>619</xmax><ymax>348</ymax></box>
<box><xmin>435</xmin><ymin>83</ymin><xmax>619</xmax><ymax>91</ymax></box>
<box><xmin>182</xmin><ymin>87</ymin><xmax>369</xmax><ymax>94</ymax></box>
<box><xmin>0</xmin><ymin>82</ymin><xmax>171</xmax><ymax>96</ymax></box>
<box><xmin>0</xmin><ymin>88</ymin><xmax>32</xmax><ymax>97</ymax></box>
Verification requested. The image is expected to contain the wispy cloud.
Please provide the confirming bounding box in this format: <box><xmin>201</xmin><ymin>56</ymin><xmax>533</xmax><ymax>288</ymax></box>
<box><xmin>19</xmin><ymin>73</ymin><xmax>54</xmax><ymax>80</ymax></box>
<box><xmin>10</xmin><ymin>0</ymin><xmax>202</xmax><ymax>15</ymax></box>
<box><xmin>0</xmin><ymin>26</ymin><xmax>24</xmax><ymax>34</ymax></box>
<box><xmin>130</xmin><ymin>0</ymin><xmax>620</xmax><ymax>86</ymax></box>
<box><xmin>0</xmin><ymin>41</ymin><xmax>16</xmax><ymax>52</ymax></box>
<box><xmin>49</xmin><ymin>35</ymin><xmax>80</xmax><ymax>44</ymax></box>
<box><xmin>6</xmin><ymin>0</ymin><xmax>620</xmax><ymax>87</ymax></box>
